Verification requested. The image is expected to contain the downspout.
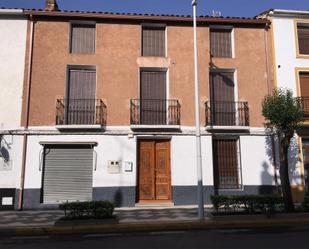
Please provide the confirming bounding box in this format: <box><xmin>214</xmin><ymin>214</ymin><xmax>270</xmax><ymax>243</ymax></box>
<box><xmin>18</xmin><ymin>15</ymin><xmax>35</xmax><ymax>210</ymax></box>
<box><xmin>264</xmin><ymin>21</ymin><xmax>280</xmax><ymax>192</ymax></box>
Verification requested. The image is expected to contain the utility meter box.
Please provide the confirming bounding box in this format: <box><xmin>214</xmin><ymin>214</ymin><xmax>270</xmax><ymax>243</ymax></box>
<box><xmin>107</xmin><ymin>160</ymin><xmax>121</xmax><ymax>174</ymax></box>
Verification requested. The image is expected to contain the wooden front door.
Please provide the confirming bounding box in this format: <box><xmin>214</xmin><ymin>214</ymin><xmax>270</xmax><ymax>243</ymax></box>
<box><xmin>138</xmin><ymin>140</ymin><xmax>171</xmax><ymax>201</ymax></box>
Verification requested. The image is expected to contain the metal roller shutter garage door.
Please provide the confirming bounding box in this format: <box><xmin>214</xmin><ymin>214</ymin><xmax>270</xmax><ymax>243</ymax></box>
<box><xmin>42</xmin><ymin>145</ymin><xmax>93</xmax><ymax>204</ymax></box>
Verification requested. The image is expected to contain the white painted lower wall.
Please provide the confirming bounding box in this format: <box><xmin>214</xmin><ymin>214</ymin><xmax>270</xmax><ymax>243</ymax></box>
<box><xmin>0</xmin><ymin>135</ymin><xmax>23</xmax><ymax>189</ymax></box>
<box><xmin>171</xmin><ymin>136</ymin><xmax>213</xmax><ymax>186</ymax></box>
<box><xmin>22</xmin><ymin>134</ymin><xmax>276</xmax><ymax>191</ymax></box>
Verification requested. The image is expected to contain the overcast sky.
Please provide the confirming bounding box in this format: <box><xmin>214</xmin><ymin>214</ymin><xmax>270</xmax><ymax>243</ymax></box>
<box><xmin>0</xmin><ymin>0</ymin><xmax>308</xmax><ymax>17</ymax></box>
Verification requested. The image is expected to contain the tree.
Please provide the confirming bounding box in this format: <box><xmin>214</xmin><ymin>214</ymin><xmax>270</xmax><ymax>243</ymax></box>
<box><xmin>262</xmin><ymin>88</ymin><xmax>303</xmax><ymax>212</ymax></box>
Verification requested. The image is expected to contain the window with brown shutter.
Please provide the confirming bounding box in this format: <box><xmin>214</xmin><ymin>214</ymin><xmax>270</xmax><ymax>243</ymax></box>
<box><xmin>142</xmin><ymin>26</ymin><xmax>166</xmax><ymax>57</ymax></box>
<box><xmin>70</xmin><ymin>23</ymin><xmax>96</xmax><ymax>54</ymax></box>
<box><xmin>210</xmin><ymin>28</ymin><xmax>232</xmax><ymax>58</ymax></box>
<box><xmin>213</xmin><ymin>138</ymin><xmax>241</xmax><ymax>189</ymax></box>
<box><xmin>297</xmin><ymin>23</ymin><xmax>309</xmax><ymax>55</ymax></box>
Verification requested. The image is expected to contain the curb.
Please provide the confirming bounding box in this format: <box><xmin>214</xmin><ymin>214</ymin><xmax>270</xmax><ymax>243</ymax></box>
<box><xmin>1</xmin><ymin>218</ymin><xmax>308</xmax><ymax>237</ymax></box>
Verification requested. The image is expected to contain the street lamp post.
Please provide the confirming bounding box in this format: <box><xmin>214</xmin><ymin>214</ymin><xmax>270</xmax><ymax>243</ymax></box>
<box><xmin>192</xmin><ymin>0</ymin><xmax>204</xmax><ymax>219</ymax></box>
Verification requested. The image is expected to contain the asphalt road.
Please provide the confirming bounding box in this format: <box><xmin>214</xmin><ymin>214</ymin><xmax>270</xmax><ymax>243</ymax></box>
<box><xmin>1</xmin><ymin>226</ymin><xmax>308</xmax><ymax>249</ymax></box>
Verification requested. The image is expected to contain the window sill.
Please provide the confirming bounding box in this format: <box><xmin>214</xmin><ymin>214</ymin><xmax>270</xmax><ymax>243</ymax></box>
<box><xmin>130</xmin><ymin>125</ymin><xmax>180</xmax><ymax>130</ymax></box>
<box><xmin>56</xmin><ymin>125</ymin><xmax>104</xmax><ymax>130</ymax></box>
<box><xmin>206</xmin><ymin>125</ymin><xmax>250</xmax><ymax>131</ymax></box>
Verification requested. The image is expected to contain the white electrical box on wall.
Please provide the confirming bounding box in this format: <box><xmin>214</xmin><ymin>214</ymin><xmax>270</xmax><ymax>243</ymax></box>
<box><xmin>124</xmin><ymin>161</ymin><xmax>133</xmax><ymax>172</ymax></box>
<box><xmin>107</xmin><ymin>160</ymin><xmax>121</xmax><ymax>174</ymax></box>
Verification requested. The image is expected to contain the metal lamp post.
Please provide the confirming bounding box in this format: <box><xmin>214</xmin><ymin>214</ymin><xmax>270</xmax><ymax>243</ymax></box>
<box><xmin>192</xmin><ymin>0</ymin><xmax>204</xmax><ymax>219</ymax></box>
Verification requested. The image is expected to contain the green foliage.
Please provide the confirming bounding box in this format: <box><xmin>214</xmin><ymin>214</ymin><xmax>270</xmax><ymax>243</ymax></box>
<box><xmin>59</xmin><ymin>200</ymin><xmax>115</xmax><ymax>219</ymax></box>
<box><xmin>210</xmin><ymin>195</ymin><xmax>284</xmax><ymax>214</ymax></box>
<box><xmin>262</xmin><ymin>88</ymin><xmax>303</xmax><ymax>134</ymax></box>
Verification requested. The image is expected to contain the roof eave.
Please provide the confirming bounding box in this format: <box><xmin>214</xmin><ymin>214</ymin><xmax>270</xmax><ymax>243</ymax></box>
<box><xmin>23</xmin><ymin>10</ymin><xmax>269</xmax><ymax>25</ymax></box>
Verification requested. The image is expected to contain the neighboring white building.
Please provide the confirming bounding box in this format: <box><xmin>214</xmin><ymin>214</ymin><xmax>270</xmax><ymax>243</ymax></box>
<box><xmin>260</xmin><ymin>9</ymin><xmax>309</xmax><ymax>202</ymax></box>
<box><xmin>0</xmin><ymin>9</ymin><xmax>27</xmax><ymax>210</ymax></box>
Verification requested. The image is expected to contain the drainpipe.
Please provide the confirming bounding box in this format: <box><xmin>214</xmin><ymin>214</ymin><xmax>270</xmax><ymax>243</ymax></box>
<box><xmin>264</xmin><ymin>21</ymin><xmax>280</xmax><ymax>193</ymax></box>
<box><xmin>264</xmin><ymin>22</ymin><xmax>271</xmax><ymax>95</ymax></box>
<box><xmin>18</xmin><ymin>15</ymin><xmax>35</xmax><ymax>210</ymax></box>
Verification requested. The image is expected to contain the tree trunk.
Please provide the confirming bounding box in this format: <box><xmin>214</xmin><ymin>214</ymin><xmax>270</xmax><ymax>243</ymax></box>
<box><xmin>279</xmin><ymin>137</ymin><xmax>294</xmax><ymax>212</ymax></box>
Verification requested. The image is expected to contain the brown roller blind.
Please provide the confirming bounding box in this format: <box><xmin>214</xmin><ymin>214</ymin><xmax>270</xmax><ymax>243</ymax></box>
<box><xmin>210</xmin><ymin>29</ymin><xmax>232</xmax><ymax>58</ymax></box>
<box><xmin>71</xmin><ymin>24</ymin><xmax>96</xmax><ymax>54</ymax></box>
<box><xmin>210</xmin><ymin>71</ymin><xmax>235</xmax><ymax>126</ymax></box>
<box><xmin>210</xmin><ymin>71</ymin><xmax>235</xmax><ymax>102</ymax></box>
<box><xmin>142</xmin><ymin>27</ymin><xmax>166</xmax><ymax>57</ymax></box>
<box><xmin>300</xmin><ymin>72</ymin><xmax>309</xmax><ymax>97</ymax></box>
<box><xmin>298</xmin><ymin>24</ymin><xmax>309</xmax><ymax>55</ymax></box>
<box><xmin>140</xmin><ymin>71</ymin><xmax>166</xmax><ymax>100</ymax></box>
<box><xmin>68</xmin><ymin>69</ymin><xmax>96</xmax><ymax>100</ymax></box>
<box><xmin>66</xmin><ymin>69</ymin><xmax>96</xmax><ymax>125</ymax></box>
<box><xmin>140</xmin><ymin>70</ymin><xmax>166</xmax><ymax>125</ymax></box>
<box><xmin>213</xmin><ymin>138</ymin><xmax>240</xmax><ymax>189</ymax></box>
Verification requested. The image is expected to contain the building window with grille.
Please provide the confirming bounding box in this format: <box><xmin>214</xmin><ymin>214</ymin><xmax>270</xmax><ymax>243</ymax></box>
<box><xmin>142</xmin><ymin>25</ymin><xmax>166</xmax><ymax>57</ymax></box>
<box><xmin>70</xmin><ymin>23</ymin><xmax>96</xmax><ymax>54</ymax></box>
<box><xmin>213</xmin><ymin>137</ymin><xmax>242</xmax><ymax>189</ymax></box>
<box><xmin>210</xmin><ymin>28</ymin><xmax>233</xmax><ymax>58</ymax></box>
<box><xmin>297</xmin><ymin>23</ymin><xmax>309</xmax><ymax>55</ymax></box>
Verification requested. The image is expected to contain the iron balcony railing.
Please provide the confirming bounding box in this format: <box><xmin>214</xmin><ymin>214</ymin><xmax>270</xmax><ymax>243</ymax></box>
<box><xmin>299</xmin><ymin>97</ymin><xmax>309</xmax><ymax>119</ymax></box>
<box><xmin>56</xmin><ymin>99</ymin><xmax>107</xmax><ymax>126</ymax></box>
<box><xmin>205</xmin><ymin>101</ymin><xmax>249</xmax><ymax>127</ymax></box>
<box><xmin>130</xmin><ymin>99</ymin><xmax>180</xmax><ymax>126</ymax></box>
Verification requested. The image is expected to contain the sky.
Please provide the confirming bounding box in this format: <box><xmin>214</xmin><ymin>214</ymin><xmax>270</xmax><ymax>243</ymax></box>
<box><xmin>0</xmin><ymin>0</ymin><xmax>308</xmax><ymax>17</ymax></box>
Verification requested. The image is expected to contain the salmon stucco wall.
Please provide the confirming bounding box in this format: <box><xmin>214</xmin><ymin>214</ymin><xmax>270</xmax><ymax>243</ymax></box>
<box><xmin>24</xmin><ymin>19</ymin><xmax>272</xmax><ymax>128</ymax></box>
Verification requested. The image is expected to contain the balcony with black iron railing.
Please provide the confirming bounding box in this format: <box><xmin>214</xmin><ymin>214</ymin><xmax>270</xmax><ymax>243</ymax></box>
<box><xmin>130</xmin><ymin>99</ymin><xmax>180</xmax><ymax>128</ymax></box>
<box><xmin>56</xmin><ymin>99</ymin><xmax>107</xmax><ymax>128</ymax></box>
<box><xmin>205</xmin><ymin>101</ymin><xmax>249</xmax><ymax>128</ymax></box>
<box><xmin>299</xmin><ymin>97</ymin><xmax>309</xmax><ymax>120</ymax></box>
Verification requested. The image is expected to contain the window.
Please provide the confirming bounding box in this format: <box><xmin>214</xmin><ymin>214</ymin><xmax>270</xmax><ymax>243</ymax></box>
<box><xmin>140</xmin><ymin>70</ymin><xmax>167</xmax><ymax>125</ymax></box>
<box><xmin>297</xmin><ymin>23</ymin><xmax>309</xmax><ymax>55</ymax></box>
<box><xmin>299</xmin><ymin>72</ymin><xmax>309</xmax><ymax>117</ymax></box>
<box><xmin>65</xmin><ymin>67</ymin><xmax>96</xmax><ymax>125</ymax></box>
<box><xmin>70</xmin><ymin>23</ymin><xmax>96</xmax><ymax>54</ymax></box>
<box><xmin>213</xmin><ymin>138</ymin><xmax>241</xmax><ymax>189</ymax></box>
<box><xmin>142</xmin><ymin>26</ymin><xmax>166</xmax><ymax>57</ymax></box>
<box><xmin>209</xmin><ymin>70</ymin><xmax>237</xmax><ymax>126</ymax></box>
<box><xmin>210</xmin><ymin>28</ymin><xmax>232</xmax><ymax>58</ymax></box>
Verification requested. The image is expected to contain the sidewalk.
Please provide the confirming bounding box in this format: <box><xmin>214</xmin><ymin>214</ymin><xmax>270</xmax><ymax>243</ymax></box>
<box><xmin>1</xmin><ymin>206</ymin><xmax>309</xmax><ymax>236</ymax></box>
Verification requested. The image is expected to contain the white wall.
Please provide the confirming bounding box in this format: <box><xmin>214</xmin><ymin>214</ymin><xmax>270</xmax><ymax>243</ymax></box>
<box><xmin>272</xmin><ymin>16</ymin><xmax>309</xmax><ymax>186</ymax></box>
<box><xmin>171</xmin><ymin>136</ymin><xmax>213</xmax><ymax>186</ymax></box>
<box><xmin>240</xmin><ymin>136</ymin><xmax>275</xmax><ymax>186</ymax></box>
<box><xmin>0</xmin><ymin>135</ymin><xmax>23</xmax><ymax>188</ymax></box>
<box><xmin>273</xmin><ymin>17</ymin><xmax>309</xmax><ymax>94</ymax></box>
<box><xmin>0</xmin><ymin>16</ymin><xmax>27</xmax><ymax>130</ymax></box>
<box><xmin>24</xmin><ymin>135</ymin><xmax>137</xmax><ymax>189</ymax></box>
<box><xmin>24</xmin><ymin>134</ymin><xmax>274</xmax><ymax>190</ymax></box>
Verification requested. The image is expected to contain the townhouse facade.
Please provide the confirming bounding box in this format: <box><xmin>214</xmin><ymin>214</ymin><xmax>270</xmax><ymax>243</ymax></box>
<box><xmin>0</xmin><ymin>1</ymin><xmax>281</xmax><ymax>210</ymax></box>
<box><xmin>260</xmin><ymin>9</ymin><xmax>309</xmax><ymax>202</ymax></box>
<box><xmin>0</xmin><ymin>8</ymin><xmax>28</xmax><ymax>210</ymax></box>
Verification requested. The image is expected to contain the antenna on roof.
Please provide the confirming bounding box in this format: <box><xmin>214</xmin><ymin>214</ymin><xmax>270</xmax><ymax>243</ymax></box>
<box><xmin>212</xmin><ymin>10</ymin><xmax>222</xmax><ymax>17</ymax></box>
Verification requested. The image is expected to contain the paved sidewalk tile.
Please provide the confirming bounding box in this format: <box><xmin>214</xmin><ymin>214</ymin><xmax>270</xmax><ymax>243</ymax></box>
<box><xmin>0</xmin><ymin>207</ymin><xmax>207</xmax><ymax>228</ymax></box>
